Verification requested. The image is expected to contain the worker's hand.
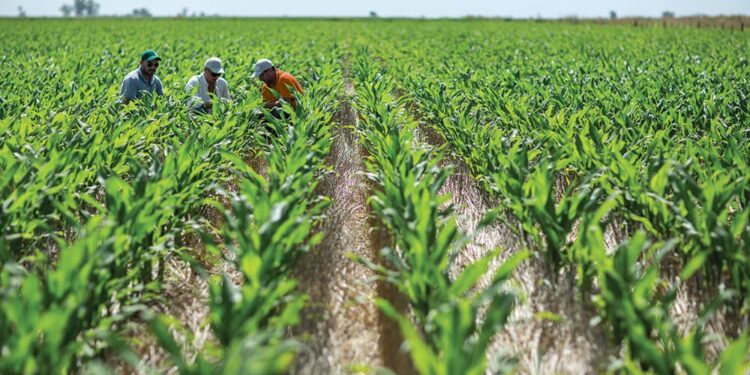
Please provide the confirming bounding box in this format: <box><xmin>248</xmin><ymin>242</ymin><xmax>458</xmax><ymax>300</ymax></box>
<box><xmin>202</xmin><ymin>101</ymin><xmax>213</xmax><ymax>110</ymax></box>
<box><xmin>264</xmin><ymin>101</ymin><xmax>279</xmax><ymax>109</ymax></box>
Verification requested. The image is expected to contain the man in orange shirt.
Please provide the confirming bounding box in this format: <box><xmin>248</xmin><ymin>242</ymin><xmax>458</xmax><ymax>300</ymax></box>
<box><xmin>252</xmin><ymin>58</ymin><xmax>304</xmax><ymax>110</ymax></box>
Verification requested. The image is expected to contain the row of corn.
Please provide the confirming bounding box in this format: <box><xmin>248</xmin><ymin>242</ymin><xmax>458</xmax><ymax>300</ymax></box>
<box><xmin>350</xmin><ymin>47</ymin><xmax>527</xmax><ymax>375</ymax></box>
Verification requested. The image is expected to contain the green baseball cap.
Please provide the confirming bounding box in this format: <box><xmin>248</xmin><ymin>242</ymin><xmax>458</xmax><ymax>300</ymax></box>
<box><xmin>141</xmin><ymin>50</ymin><xmax>161</xmax><ymax>62</ymax></box>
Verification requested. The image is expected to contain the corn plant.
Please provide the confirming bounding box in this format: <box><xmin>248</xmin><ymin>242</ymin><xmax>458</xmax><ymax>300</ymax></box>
<box><xmin>591</xmin><ymin>230</ymin><xmax>748</xmax><ymax>374</ymax></box>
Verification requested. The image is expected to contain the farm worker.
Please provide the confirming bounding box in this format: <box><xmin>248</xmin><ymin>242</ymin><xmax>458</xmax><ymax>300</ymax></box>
<box><xmin>252</xmin><ymin>58</ymin><xmax>304</xmax><ymax>110</ymax></box>
<box><xmin>185</xmin><ymin>57</ymin><xmax>231</xmax><ymax>113</ymax></box>
<box><xmin>119</xmin><ymin>49</ymin><xmax>164</xmax><ymax>104</ymax></box>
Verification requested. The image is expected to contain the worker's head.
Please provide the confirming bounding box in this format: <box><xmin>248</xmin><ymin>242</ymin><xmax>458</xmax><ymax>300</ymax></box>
<box><xmin>203</xmin><ymin>57</ymin><xmax>224</xmax><ymax>84</ymax></box>
<box><xmin>252</xmin><ymin>58</ymin><xmax>276</xmax><ymax>86</ymax></box>
<box><xmin>139</xmin><ymin>49</ymin><xmax>161</xmax><ymax>77</ymax></box>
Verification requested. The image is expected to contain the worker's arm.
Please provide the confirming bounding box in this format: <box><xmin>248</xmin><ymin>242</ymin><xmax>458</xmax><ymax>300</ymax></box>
<box><xmin>219</xmin><ymin>79</ymin><xmax>231</xmax><ymax>101</ymax></box>
<box><xmin>286</xmin><ymin>76</ymin><xmax>303</xmax><ymax>108</ymax></box>
<box><xmin>155</xmin><ymin>78</ymin><xmax>164</xmax><ymax>96</ymax></box>
<box><xmin>119</xmin><ymin>78</ymin><xmax>137</xmax><ymax>104</ymax></box>
<box><xmin>185</xmin><ymin>76</ymin><xmax>198</xmax><ymax>94</ymax></box>
<box><xmin>261</xmin><ymin>85</ymin><xmax>280</xmax><ymax>108</ymax></box>
<box><xmin>291</xmin><ymin>76</ymin><xmax>303</xmax><ymax>95</ymax></box>
<box><xmin>185</xmin><ymin>76</ymin><xmax>210</xmax><ymax>111</ymax></box>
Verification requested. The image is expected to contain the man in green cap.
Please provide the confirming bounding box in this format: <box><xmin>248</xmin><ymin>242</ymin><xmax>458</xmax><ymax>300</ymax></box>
<box><xmin>119</xmin><ymin>49</ymin><xmax>164</xmax><ymax>104</ymax></box>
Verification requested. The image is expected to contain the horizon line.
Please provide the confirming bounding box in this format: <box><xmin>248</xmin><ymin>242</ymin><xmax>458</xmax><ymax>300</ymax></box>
<box><xmin>2</xmin><ymin>13</ymin><xmax>749</xmax><ymax>19</ymax></box>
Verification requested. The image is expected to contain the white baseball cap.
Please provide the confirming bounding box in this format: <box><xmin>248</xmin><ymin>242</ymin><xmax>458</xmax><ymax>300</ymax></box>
<box><xmin>252</xmin><ymin>58</ymin><xmax>273</xmax><ymax>78</ymax></box>
<box><xmin>204</xmin><ymin>57</ymin><xmax>224</xmax><ymax>74</ymax></box>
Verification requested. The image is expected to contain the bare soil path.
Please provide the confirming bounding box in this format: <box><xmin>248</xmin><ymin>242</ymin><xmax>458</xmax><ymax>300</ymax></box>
<box><xmin>292</xmin><ymin>62</ymin><xmax>387</xmax><ymax>374</ymax></box>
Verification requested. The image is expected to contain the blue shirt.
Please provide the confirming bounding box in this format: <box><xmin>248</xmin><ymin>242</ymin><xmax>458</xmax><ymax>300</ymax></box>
<box><xmin>119</xmin><ymin>67</ymin><xmax>164</xmax><ymax>100</ymax></box>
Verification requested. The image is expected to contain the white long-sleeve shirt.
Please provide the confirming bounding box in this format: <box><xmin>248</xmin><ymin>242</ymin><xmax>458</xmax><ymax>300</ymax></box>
<box><xmin>185</xmin><ymin>74</ymin><xmax>230</xmax><ymax>110</ymax></box>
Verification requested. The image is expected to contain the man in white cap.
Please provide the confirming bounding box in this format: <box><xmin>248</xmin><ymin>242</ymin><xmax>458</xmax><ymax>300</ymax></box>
<box><xmin>252</xmin><ymin>58</ymin><xmax>303</xmax><ymax>110</ymax></box>
<box><xmin>185</xmin><ymin>57</ymin><xmax>231</xmax><ymax>113</ymax></box>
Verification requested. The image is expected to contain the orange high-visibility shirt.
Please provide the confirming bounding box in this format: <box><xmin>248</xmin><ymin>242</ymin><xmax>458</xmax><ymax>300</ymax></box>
<box><xmin>261</xmin><ymin>69</ymin><xmax>304</xmax><ymax>106</ymax></box>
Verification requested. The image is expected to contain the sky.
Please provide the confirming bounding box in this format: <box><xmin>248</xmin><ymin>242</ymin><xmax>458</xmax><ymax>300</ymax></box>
<box><xmin>2</xmin><ymin>0</ymin><xmax>749</xmax><ymax>18</ymax></box>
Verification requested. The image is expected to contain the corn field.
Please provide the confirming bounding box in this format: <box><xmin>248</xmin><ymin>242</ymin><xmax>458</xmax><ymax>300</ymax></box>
<box><xmin>1</xmin><ymin>19</ymin><xmax>749</xmax><ymax>374</ymax></box>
